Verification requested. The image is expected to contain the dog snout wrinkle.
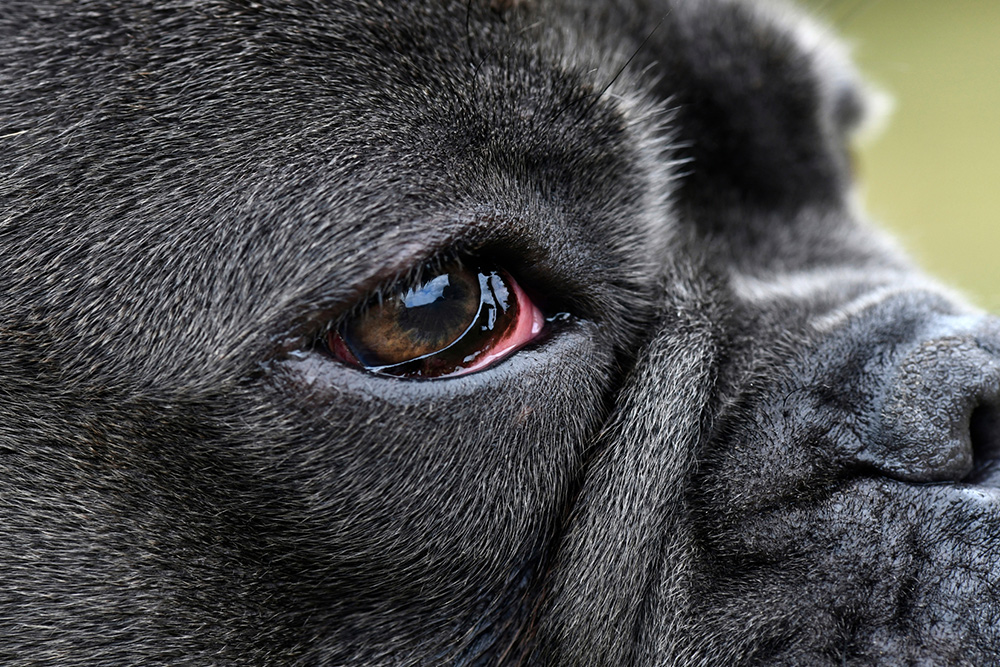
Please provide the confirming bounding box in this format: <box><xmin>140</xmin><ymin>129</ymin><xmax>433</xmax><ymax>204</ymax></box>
<box><xmin>5</xmin><ymin>0</ymin><xmax>1000</xmax><ymax>662</ymax></box>
<box><xmin>861</xmin><ymin>318</ymin><xmax>1000</xmax><ymax>484</ymax></box>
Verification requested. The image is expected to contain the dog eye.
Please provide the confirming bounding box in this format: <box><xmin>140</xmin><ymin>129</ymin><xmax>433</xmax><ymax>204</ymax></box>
<box><xmin>327</xmin><ymin>263</ymin><xmax>546</xmax><ymax>379</ymax></box>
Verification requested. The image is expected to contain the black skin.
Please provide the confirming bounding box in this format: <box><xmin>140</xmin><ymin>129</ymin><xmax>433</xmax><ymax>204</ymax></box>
<box><xmin>1</xmin><ymin>0</ymin><xmax>998</xmax><ymax>664</ymax></box>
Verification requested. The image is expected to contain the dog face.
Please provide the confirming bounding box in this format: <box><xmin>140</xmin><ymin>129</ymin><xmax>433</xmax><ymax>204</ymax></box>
<box><xmin>2</xmin><ymin>0</ymin><xmax>998</xmax><ymax>664</ymax></box>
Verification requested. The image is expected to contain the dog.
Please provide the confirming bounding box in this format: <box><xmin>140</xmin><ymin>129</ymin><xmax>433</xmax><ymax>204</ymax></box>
<box><xmin>2</xmin><ymin>0</ymin><xmax>998</xmax><ymax>664</ymax></box>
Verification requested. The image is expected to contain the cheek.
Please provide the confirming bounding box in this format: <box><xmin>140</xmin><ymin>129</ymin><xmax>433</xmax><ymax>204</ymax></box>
<box><xmin>264</xmin><ymin>321</ymin><xmax>610</xmax><ymax>600</ymax></box>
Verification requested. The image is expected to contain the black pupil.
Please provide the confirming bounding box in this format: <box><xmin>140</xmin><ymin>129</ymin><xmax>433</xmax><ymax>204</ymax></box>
<box><xmin>395</xmin><ymin>273</ymin><xmax>476</xmax><ymax>347</ymax></box>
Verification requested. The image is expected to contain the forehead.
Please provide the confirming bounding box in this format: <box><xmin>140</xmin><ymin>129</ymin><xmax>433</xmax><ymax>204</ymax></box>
<box><xmin>199</xmin><ymin>0</ymin><xmax>864</xmax><ymax>258</ymax></box>
<box><xmin>1</xmin><ymin>0</ymin><xmax>868</xmax><ymax>372</ymax></box>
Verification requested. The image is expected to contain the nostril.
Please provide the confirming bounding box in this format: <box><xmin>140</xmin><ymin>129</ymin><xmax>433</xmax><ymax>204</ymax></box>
<box><xmin>966</xmin><ymin>404</ymin><xmax>1000</xmax><ymax>485</ymax></box>
<box><xmin>860</xmin><ymin>321</ymin><xmax>1000</xmax><ymax>484</ymax></box>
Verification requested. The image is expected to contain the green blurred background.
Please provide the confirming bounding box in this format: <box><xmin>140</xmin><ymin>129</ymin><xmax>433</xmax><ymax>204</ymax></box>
<box><xmin>802</xmin><ymin>0</ymin><xmax>1000</xmax><ymax>311</ymax></box>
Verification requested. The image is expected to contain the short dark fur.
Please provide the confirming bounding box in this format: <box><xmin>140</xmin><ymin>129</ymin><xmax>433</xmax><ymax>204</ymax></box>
<box><xmin>2</xmin><ymin>1</ymin><xmax>998</xmax><ymax>664</ymax></box>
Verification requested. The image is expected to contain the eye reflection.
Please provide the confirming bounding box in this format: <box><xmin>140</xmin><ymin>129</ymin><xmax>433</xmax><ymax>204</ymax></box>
<box><xmin>328</xmin><ymin>263</ymin><xmax>545</xmax><ymax>379</ymax></box>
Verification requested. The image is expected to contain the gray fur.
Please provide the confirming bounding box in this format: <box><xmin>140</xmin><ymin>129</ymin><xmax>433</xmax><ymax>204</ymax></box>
<box><xmin>2</xmin><ymin>0</ymin><xmax>998</xmax><ymax>664</ymax></box>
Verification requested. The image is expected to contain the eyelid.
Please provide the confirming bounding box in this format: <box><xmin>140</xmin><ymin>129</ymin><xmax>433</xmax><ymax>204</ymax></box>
<box><xmin>320</xmin><ymin>250</ymin><xmax>469</xmax><ymax>337</ymax></box>
<box><xmin>325</xmin><ymin>262</ymin><xmax>549</xmax><ymax>379</ymax></box>
<box><xmin>459</xmin><ymin>272</ymin><xmax>545</xmax><ymax>375</ymax></box>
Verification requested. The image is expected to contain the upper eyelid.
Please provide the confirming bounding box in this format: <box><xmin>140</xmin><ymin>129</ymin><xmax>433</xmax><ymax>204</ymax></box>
<box><xmin>267</xmin><ymin>233</ymin><xmax>474</xmax><ymax>353</ymax></box>
<box><xmin>325</xmin><ymin>250</ymin><xmax>472</xmax><ymax>331</ymax></box>
<box><xmin>265</xmin><ymin>208</ymin><xmax>597</xmax><ymax>358</ymax></box>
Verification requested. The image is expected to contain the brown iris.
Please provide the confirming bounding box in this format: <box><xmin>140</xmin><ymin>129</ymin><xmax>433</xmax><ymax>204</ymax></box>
<box><xmin>329</xmin><ymin>263</ymin><xmax>523</xmax><ymax>378</ymax></box>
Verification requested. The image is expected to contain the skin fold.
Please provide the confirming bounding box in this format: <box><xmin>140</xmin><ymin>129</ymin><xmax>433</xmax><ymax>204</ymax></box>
<box><xmin>1</xmin><ymin>0</ymin><xmax>998</xmax><ymax>664</ymax></box>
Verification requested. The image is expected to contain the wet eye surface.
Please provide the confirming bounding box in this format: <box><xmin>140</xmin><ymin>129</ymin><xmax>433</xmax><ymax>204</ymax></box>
<box><xmin>327</xmin><ymin>263</ymin><xmax>546</xmax><ymax>379</ymax></box>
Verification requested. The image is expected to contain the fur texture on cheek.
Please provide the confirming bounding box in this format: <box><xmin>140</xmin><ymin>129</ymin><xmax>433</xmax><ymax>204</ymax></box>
<box><xmin>2</xmin><ymin>1</ymin><xmax>1000</xmax><ymax>665</ymax></box>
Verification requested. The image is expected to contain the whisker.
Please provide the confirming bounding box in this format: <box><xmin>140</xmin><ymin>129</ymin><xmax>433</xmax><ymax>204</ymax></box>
<box><xmin>582</xmin><ymin>11</ymin><xmax>670</xmax><ymax>117</ymax></box>
<box><xmin>546</xmin><ymin>12</ymin><xmax>669</xmax><ymax>127</ymax></box>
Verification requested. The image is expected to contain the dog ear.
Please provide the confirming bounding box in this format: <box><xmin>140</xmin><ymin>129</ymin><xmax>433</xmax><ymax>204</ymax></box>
<box><xmin>648</xmin><ymin>3</ymin><xmax>862</xmax><ymax>213</ymax></box>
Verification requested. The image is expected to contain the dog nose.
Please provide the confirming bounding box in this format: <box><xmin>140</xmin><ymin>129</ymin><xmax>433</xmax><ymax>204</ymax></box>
<box><xmin>859</xmin><ymin>316</ymin><xmax>1000</xmax><ymax>484</ymax></box>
